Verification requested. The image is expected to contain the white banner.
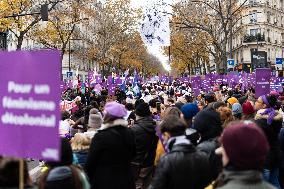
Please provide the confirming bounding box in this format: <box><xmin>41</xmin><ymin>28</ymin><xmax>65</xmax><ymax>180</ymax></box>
<box><xmin>139</xmin><ymin>0</ymin><xmax>172</xmax><ymax>46</ymax></box>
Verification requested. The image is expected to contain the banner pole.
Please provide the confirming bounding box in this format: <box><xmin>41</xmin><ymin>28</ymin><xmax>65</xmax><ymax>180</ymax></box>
<box><xmin>19</xmin><ymin>159</ymin><xmax>24</xmax><ymax>189</ymax></box>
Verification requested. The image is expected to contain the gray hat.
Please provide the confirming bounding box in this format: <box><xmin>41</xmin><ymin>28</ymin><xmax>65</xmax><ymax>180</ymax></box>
<box><xmin>232</xmin><ymin>103</ymin><xmax>243</xmax><ymax>116</ymax></box>
<box><xmin>88</xmin><ymin>108</ymin><xmax>103</xmax><ymax>129</ymax></box>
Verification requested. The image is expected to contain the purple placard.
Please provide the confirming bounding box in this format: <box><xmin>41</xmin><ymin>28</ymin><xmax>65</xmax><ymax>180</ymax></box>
<box><xmin>255</xmin><ymin>68</ymin><xmax>271</xmax><ymax>98</ymax></box>
<box><xmin>0</xmin><ymin>50</ymin><xmax>60</xmax><ymax>161</ymax></box>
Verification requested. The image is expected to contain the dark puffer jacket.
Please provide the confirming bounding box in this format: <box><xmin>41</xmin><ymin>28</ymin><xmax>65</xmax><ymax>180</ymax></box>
<box><xmin>194</xmin><ymin>108</ymin><xmax>223</xmax><ymax>180</ymax></box>
<box><xmin>255</xmin><ymin>109</ymin><xmax>283</xmax><ymax>170</ymax></box>
<box><xmin>149</xmin><ymin>137</ymin><xmax>211</xmax><ymax>189</ymax></box>
<box><xmin>131</xmin><ymin>116</ymin><xmax>158</xmax><ymax>168</ymax></box>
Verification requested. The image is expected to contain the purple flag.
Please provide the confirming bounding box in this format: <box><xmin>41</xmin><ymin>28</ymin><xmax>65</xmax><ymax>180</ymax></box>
<box><xmin>0</xmin><ymin>50</ymin><xmax>60</xmax><ymax>161</ymax></box>
<box><xmin>255</xmin><ymin>68</ymin><xmax>271</xmax><ymax>98</ymax></box>
<box><xmin>115</xmin><ymin>77</ymin><xmax>123</xmax><ymax>85</ymax></box>
<box><xmin>108</xmin><ymin>85</ymin><xmax>116</xmax><ymax>95</ymax></box>
<box><xmin>95</xmin><ymin>75</ymin><xmax>102</xmax><ymax>84</ymax></box>
<box><xmin>107</xmin><ymin>75</ymin><xmax>113</xmax><ymax>85</ymax></box>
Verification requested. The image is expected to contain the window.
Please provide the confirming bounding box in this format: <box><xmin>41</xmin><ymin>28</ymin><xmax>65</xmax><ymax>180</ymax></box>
<box><xmin>250</xmin><ymin>11</ymin><xmax>258</xmax><ymax>23</ymax></box>
<box><xmin>250</xmin><ymin>28</ymin><xmax>260</xmax><ymax>36</ymax></box>
<box><xmin>249</xmin><ymin>0</ymin><xmax>257</xmax><ymax>5</ymax></box>
<box><xmin>267</xmin><ymin>11</ymin><xmax>271</xmax><ymax>23</ymax></box>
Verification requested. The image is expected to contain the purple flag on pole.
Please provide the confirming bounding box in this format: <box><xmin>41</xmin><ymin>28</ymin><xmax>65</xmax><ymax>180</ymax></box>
<box><xmin>108</xmin><ymin>85</ymin><xmax>116</xmax><ymax>95</ymax></box>
<box><xmin>255</xmin><ymin>68</ymin><xmax>271</xmax><ymax>98</ymax></box>
<box><xmin>0</xmin><ymin>50</ymin><xmax>60</xmax><ymax>161</ymax></box>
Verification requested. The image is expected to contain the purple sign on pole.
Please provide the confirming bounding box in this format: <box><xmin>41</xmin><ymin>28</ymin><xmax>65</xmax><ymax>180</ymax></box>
<box><xmin>255</xmin><ymin>68</ymin><xmax>271</xmax><ymax>98</ymax></box>
<box><xmin>0</xmin><ymin>50</ymin><xmax>61</xmax><ymax>161</ymax></box>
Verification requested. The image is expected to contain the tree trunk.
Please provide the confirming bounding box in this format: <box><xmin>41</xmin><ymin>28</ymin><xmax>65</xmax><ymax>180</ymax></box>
<box><xmin>16</xmin><ymin>33</ymin><xmax>24</xmax><ymax>50</ymax></box>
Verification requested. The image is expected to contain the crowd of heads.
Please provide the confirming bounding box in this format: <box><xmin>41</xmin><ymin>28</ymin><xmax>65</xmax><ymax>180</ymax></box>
<box><xmin>1</xmin><ymin>79</ymin><xmax>284</xmax><ymax>189</ymax></box>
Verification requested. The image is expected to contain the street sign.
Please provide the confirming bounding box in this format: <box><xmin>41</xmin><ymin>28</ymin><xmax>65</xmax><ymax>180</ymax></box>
<box><xmin>276</xmin><ymin>58</ymin><xmax>283</xmax><ymax>71</ymax></box>
<box><xmin>227</xmin><ymin>59</ymin><xmax>235</xmax><ymax>69</ymax></box>
<box><xmin>67</xmin><ymin>71</ymin><xmax>73</xmax><ymax>78</ymax></box>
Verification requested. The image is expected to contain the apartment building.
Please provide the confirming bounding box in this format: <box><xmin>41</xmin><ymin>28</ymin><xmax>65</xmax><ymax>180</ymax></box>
<box><xmin>231</xmin><ymin>0</ymin><xmax>284</xmax><ymax>73</ymax></box>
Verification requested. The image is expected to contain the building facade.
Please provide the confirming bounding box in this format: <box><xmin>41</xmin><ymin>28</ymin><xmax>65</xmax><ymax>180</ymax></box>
<box><xmin>232</xmin><ymin>0</ymin><xmax>284</xmax><ymax>73</ymax></box>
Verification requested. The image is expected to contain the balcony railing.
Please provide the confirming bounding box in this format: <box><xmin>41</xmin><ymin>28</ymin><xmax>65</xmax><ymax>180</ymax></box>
<box><xmin>243</xmin><ymin>34</ymin><xmax>265</xmax><ymax>43</ymax></box>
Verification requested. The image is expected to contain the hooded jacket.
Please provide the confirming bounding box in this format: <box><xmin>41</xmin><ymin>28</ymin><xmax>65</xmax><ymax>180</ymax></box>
<box><xmin>149</xmin><ymin>136</ymin><xmax>211</xmax><ymax>189</ymax></box>
<box><xmin>255</xmin><ymin>109</ymin><xmax>283</xmax><ymax>169</ymax></box>
<box><xmin>131</xmin><ymin>116</ymin><xmax>158</xmax><ymax>168</ymax></box>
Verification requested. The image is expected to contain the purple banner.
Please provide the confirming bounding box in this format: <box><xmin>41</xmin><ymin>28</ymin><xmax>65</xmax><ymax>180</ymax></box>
<box><xmin>191</xmin><ymin>76</ymin><xmax>202</xmax><ymax>96</ymax></box>
<box><xmin>255</xmin><ymin>68</ymin><xmax>271</xmax><ymax>98</ymax></box>
<box><xmin>0</xmin><ymin>50</ymin><xmax>60</xmax><ymax>161</ymax></box>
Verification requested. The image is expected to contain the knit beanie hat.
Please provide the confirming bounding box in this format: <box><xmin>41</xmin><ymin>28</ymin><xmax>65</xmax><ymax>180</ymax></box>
<box><xmin>242</xmin><ymin>101</ymin><xmax>255</xmax><ymax>115</ymax></box>
<box><xmin>88</xmin><ymin>108</ymin><xmax>103</xmax><ymax>129</ymax></box>
<box><xmin>135</xmin><ymin>102</ymin><xmax>151</xmax><ymax>117</ymax></box>
<box><xmin>181</xmin><ymin>103</ymin><xmax>199</xmax><ymax>120</ymax></box>
<box><xmin>232</xmin><ymin>103</ymin><xmax>243</xmax><ymax>116</ymax></box>
<box><xmin>221</xmin><ymin>122</ymin><xmax>269</xmax><ymax>170</ymax></box>
<box><xmin>104</xmin><ymin>101</ymin><xmax>127</xmax><ymax>118</ymax></box>
<box><xmin>227</xmin><ymin>97</ymin><xmax>238</xmax><ymax>105</ymax></box>
<box><xmin>194</xmin><ymin>109</ymin><xmax>222</xmax><ymax>141</ymax></box>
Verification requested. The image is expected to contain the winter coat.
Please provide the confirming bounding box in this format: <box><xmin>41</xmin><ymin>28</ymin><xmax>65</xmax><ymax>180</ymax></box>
<box><xmin>149</xmin><ymin>136</ymin><xmax>211</xmax><ymax>189</ymax></box>
<box><xmin>215</xmin><ymin>170</ymin><xmax>276</xmax><ymax>189</ymax></box>
<box><xmin>73</xmin><ymin>150</ymin><xmax>88</xmax><ymax>168</ymax></box>
<box><xmin>131</xmin><ymin>116</ymin><xmax>158</xmax><ymax>168</ymax></box>
<box><xmin>85</xmin><ymin>119</ymin><xmax>136</xmax><ymax>189</ymax></box>
<box><xmin>279</xmin><ymin>127</ymin><xmax>284</xmax><ymax>169</ymax></box>
<box><xmin>197</xmin><ymin>137</ymin><xmax>222</xmax><ymax>181</ymax></box>
<box><xmin>255</xmin><ymin>109</ymin><xmax>283</xmax><ymax>169</ymax></box>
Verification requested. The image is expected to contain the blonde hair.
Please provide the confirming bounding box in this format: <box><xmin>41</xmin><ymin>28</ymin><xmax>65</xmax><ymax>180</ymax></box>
<box><xmin>71</xmin><ymin>133</ymin><xmax>91</xmax><ymax>151</ymax></box>
<box><xmin>217</xmin><ymin>107</ymin><xmax>234</xmax><ymax>128</ymax></box>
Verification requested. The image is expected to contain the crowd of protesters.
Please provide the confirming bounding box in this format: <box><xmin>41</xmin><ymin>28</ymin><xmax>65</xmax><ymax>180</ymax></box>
<box><xmin>1</xmin><ymin>79</ymin><xmax>284</xmax><ymax>189</ymax></box>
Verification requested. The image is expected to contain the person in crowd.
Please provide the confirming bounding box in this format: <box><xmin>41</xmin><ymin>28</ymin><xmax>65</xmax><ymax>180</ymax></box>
<box><xmin>0</xmin><ymin>157</ymin><xmax>36</xmax><ymax>189</ymax></box>
<box><xmin>232</xmin><ymin>103</ymin><xmax>242</xmax><ymax>120</ymax></box>
<box><xmin>155</xmin><ymin>107</ymin><xmax>183</xmax><ymax>165</ymax></box>
<box><xmin>149</xmin><ymin>115</ymin><xmax>211</xmax><ymax>189</ymax></box>
<box><xmin>39</xmin><ymin>138</ymin><xmax>90</xmax><ymax>189</ymax></box>
<box><xmin>180</xmin><ymin>103</ymin><xmax>199</xmax><ymax>128</ymax></box>
<box><xmin>71</xmin><ymin>133</ymin><xmax>91</xmax><ymax>167</ymax></box>
<box><xmin>83</xmin><ymin>108</ymin><xmax>103</xmax><ymax>139</ymax></box>
<box><xmin>242</xmin><ymin>100</ymin><xmax>255</xmax><ymax>120</ymax></box>
<box><xmin>85</xmin><ymin>101</ymin><xmax>136</xmax><ymax>189</ymax></box>
<box><xmin>164</xmin><ymin>97</ymin><xmax>175</xmax><ymax>108</ymax></box>
<box><xmin>203</xmin><ymin>93</ymin><xmax>216</xmax><ymax>109</ymax></box>
<box><xmin>212</xmin><ymin>101</ymin><xmax>226</xmax><ymax>110</ymax></box>
<box><xmin>254</xmin><ymin>94</ymin><xmax>283</xmax><ymax>188</ymax></box>
<box><xmin>217</xmin><ymin>107</ymin><xmax>234</xmax><ymax>128</ymax></box>
<box><xmin>226</xmin><ymin>97</ymin><xmax>238</xmax><ymax>107</ymax></box>
<box><xmin>213</xmin><ymin>121</ymin><xmax>275</xmax><ymax>189</ymax></box>
<box><xmin>131</xmin><ymin>102</ymin><xmax>158</xmax><ymax>189</ymax></box>
<box><xmin>194</xmin><ymin>108</ymin><xmax>223</xmax><ymax>181</ymax></box>
<box><xmin>60</xmin><ymin>110</ymin><xmax>72</xmax><ymax>138</ymax></box>
<box><xmin>71</xmin><ymin>106</ymin><xmax>93</xmax><ymax>133</ymax></box>
<box><xmin>279</xmin><ymin>124</ymin><xmax>284</xmax><ymax>188</ymax></box>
